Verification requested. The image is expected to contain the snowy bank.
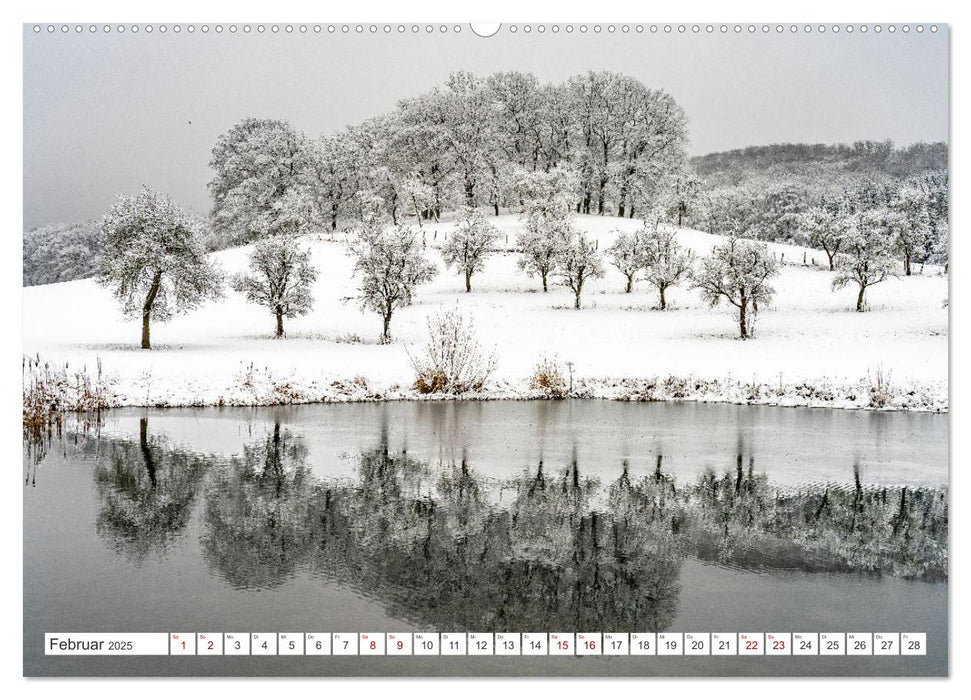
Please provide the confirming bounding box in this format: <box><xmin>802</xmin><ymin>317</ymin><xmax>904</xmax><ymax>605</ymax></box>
<box><xmin>22</xmin><ymin>215</ymin><xmax>948</xmax><ymax>412</ymax></box>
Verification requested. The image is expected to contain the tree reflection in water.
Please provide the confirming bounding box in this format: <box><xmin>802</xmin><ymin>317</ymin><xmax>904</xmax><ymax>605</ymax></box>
<box><xmin>71</xmin><ymin>420</ymin><xmax>948</xmax><ymax>631</ymax></box>
<box><xmin>93</xmin><ymin>418</ymin><xmax>208</xmax><ymax>561</ymax></box>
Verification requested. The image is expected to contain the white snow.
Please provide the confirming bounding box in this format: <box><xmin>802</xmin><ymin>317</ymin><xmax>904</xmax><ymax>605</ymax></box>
<box><xmin>22</xmin><ymin>214</ymin><xmax>948</xmax><ymax>410</ymax></box>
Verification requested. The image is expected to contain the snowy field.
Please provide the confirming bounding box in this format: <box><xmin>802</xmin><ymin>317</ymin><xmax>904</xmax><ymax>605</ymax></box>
<box><xmin>22</xmin><ymin>214</ymin><xmax>948</xmax><ymax>410</ymax></box>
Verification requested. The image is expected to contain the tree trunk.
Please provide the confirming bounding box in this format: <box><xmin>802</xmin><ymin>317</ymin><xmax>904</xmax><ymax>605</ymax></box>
<box><xmin>141</xmin><ymin>270</ymin><xmax>162</xmax><ymax>349</ymax></box>
<box><xmin>856</xmin><ymin>284</ymin><xmax>866</xmax><ymax>312</ymax></box>
<box><xmin>904</xmin><ymin>253</ymin><xmax>912</xmax><ymax>276</ymax></box>
<box><xmin>465</xmin><ymin>270</ymin><xmax>472</xmax><ymax>293</ymax></box>
<box><xmin>659</xmin><ymin>285</ymin><xmax>666</xmax><ymax>310</ymax></box>
<box><xmin>617</xmin><ymin>199</ymin><xmax>626</xmax><ymax>218</ymax></box>
<box><xmin>541</xmin><ymin>271</ymin><xmax>548</xmax><ymax>293</ymax></box>
<box><xmin>678</xmin><ymin>210</ymin><xmax>684</xmax><ymax>227</ymax></box>
<box><xmin>275</xmin><ymin>307</ymin><xmax>284</xmax><ymax>338</ymax></box>
<box><xmin>382</xmin><ymin>303</ymin><xmax>393</xmax><ymax>341</ymax></box>
<box><xmin>827</xmin><ymin>251</ymin><xmax>836</xmax><ymax>271</ymax></box>
<box><xmin>625</xmin><ymin>276</ymin><xmax>633</xmax><ymax>294</ymax></box>
<box><xmin>629</xmin><ymin>206</ymin><xmax>635</xmax><ymax>219</ymax></box>
<box><xmin>139</xmin><ymin>417</ymin><xmax>156</xmax><ymax>488</ymax></box>
<box><xmin>493</xmin><ymin>202</ymin><xmax>499</xmax><ymax>217</ymax></box>
<box><xmin>574</xmin><ymin>287</ymin><xmax>582</xmax><ymax>309</ymax></box>
<box><xmin>738</xmin><ymin>293</ymin><xmax>748</xmax><ymax>339</ymax></box>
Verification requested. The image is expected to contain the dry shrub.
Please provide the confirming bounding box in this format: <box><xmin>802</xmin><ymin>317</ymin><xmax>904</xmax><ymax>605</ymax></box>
<box><xmin>23</xmin><ymin>354</ymin><xmax>114</xmax><ymax>443</ymax></box>
<box><xmin>410</xmin><ymin>307</ymin><xmax>497</xmax><ymax>395</ymax></box>
<box><xmin>529</xmin><ymin>355</ymin><xmax>567</xmax><ymax>398</ymax></box>
<box><xmin>868</xmin><ymin>365</ymin><xmax>894</xmax><ymax>408</ymax></box>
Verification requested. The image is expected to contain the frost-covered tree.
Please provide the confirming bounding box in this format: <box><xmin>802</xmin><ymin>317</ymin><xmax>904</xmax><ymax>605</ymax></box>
<box><xmin>832</xmin><ymin>210</ymin><xmax>898</xmax><ymax>312</ymax></box>
<box><xmin>515</xmin><ymin>169</ymin><xmax>578</xmax><ymax>292</ymax></box>
<box><xmin>606</xmin><ymin>230</ymin><xmax>643</xmax><ymax>293</ymax></box>
<box><xmin>517</xmin><ymin>206</ymin><xmax>574</xmax><ymax>293</ymax></box>
<box><xmin>231</xmin><ymin>233</ymin><xmax>318</xmax><ymax>338</ymax></box>
<box><xmin>208</xmin><ymin>118</ymin><xmax>311</xmax><ymax>245</ymax></box>
<box><xmin>890</xmin><ymin>185</ymin><xmax>932</xmax><ymax>276</ymax></box>
<box><xmin>97</xmin><ymin>188</ymin><xmax>224</xmax><ymax>349</ymax></box>
<box><xmin>348</xmin><ymin>223</ymin><xmax>438</xmax><ymax>341</ymax></box>
<box><xmin>558</xmin><ymin>232</ymin><xmax>606</xmax><ymax>309</ymax></box>
<box><xmin>401</xmin><ymin>174</ymin><xmax>435</xmax><ymax>228</ymax></box>
<box><xmin>801</xmin><ymin>205</ymin><xmax>849</xmax><ymax>271</ymax></box>
<box><xmin>441</xmin><ymin>207</ymin><xmax>500</xmax><ymax>292</ymax></box>
<box><xmin>692</xmin><ymin>231</ymin><xmax>780</xmax><ymax>339</ymax></box>
<box><xmin>641</xmin><ymin>219</ymin><xmax>694</xmax><ymax>310</ymax></box>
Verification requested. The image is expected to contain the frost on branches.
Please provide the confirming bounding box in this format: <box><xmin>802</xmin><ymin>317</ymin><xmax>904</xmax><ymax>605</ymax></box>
<box><xmin>409</xmin><ymin>307</ymin><xmax>497</xmax><ymax>394</ymax></box>
<box><xmin>558</xmin><ymin>232</ymin><xmax>606</xmax><ymax>309</ymax></box>
<box><xmin>441</xmin><ymin>207</ymin><xmax>500</xmax><ymax>292</ymax></box>
<box><xmin>348</xmin><ymin>213</ymin><xmax>437</xmax><ymax>342</ymax></box>
<box><xmin>97</xmin><ymin>187</ymin><xmax>224</xmax><ymax>349</ymax></box>
<box><xmin>692</xmin><ymin>230</ymin><xmax>780</xmax><ymax>339</ymax></box>
<box><xmin>231</xmin><ymin>234</ymin><xmax>318</xmax><ymax>338</ymax></box>
<box><xmin>515</xmin><ymin>169</ymin><xmax>578</xmax><ymax>292</ymax></box>
<box><xmin>640</xmin><ymin>215</ymin><xmax>694</xmax><ymax>310</ymax></box>
<box><xmin>832</xmin><ymin>210</ymin><xmax>898</xmax><ymax>312</ymax></box>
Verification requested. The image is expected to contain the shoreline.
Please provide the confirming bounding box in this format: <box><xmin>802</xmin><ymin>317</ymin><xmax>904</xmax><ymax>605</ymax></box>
<box><xmin>70</xmin><ymin>373</ymin><xmax>948</xmax><ymax>413</ymax></box>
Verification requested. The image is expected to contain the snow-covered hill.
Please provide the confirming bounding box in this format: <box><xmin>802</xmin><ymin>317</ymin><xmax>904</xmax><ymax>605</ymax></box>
<box><xmin>22</xmin><ymin>214</ymin><xmax>948</xmax><ymax>409</ymax></box>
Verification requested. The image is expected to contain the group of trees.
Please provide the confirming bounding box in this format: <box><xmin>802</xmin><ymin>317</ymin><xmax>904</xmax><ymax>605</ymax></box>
<box><xmin>205</xmin><ymin>70</ymin><xmax>690</xmax><ymax>248</ymax></box>
<box><xmin>687</xmin><ymin>142</ymin><xmax>949</xmax><ymax>274</ymax></box>
<box><xmin>82</xmin><ymin>75</ymin><xmax>947</xmax><ymax>349</ymax></box>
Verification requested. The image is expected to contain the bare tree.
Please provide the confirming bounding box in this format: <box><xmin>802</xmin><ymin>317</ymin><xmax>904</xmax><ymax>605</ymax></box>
<box><xmin>692</xmin><ymin>230</ymin><xmax>780</xmax><ymax>339</ymax></box>
<box><xmin>441</xmin><ymin>207</ymin><xmax>500</xmax><ymax>292</ymax></box>
<box><xmin>98</xmin><ymin>188</ymin><xmax>224</xmax><ymax>349</ymax></box>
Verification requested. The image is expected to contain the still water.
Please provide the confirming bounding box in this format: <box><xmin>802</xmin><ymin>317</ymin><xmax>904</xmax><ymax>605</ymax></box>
<box><xmin>24</xmin><ymin>400</ymin><xmax>948</xmax><ymax>676</ymax></box>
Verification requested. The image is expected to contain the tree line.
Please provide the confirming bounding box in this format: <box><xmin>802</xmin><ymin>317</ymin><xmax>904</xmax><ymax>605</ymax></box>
<box><xmin>206</xmin><ymin>70</ymin><xmax>691</xmax><ymax>247</ymax></box>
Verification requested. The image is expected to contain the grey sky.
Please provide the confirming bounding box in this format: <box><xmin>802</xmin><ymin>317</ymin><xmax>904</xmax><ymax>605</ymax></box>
<box><xmin>23</xmin><ymin>24</ymin><xmax>948</xmax><ymax>229</ymax></box>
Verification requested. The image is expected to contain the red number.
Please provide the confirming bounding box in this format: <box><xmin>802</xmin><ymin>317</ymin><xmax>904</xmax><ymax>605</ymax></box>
<box><xmin>370</xmin><ymin>641</ymin><xmax>377</xmax><ymax>650</ymax></box>
<box><xmin>208</xmin><ymin>641</ymin><xmax>214</xmax><ymax>650</ymax></box>
<box><xmin>397</xmin><ymin>641</ymin><xmax>404</xmax><ymax>650</ymax></box>
<box><xmin>746</xmin><ymin>641</ymin><xmax>758</xmax><ymax>650</ymax></box>
<box><xmin>772</xmin><ymin>641</ymin><xmax>784</xmax><ymax>650</ymax></box>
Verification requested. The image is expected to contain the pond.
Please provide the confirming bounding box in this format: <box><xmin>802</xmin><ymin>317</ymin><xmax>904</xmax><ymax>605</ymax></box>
<box><xmin>23</xmin><ymin>400</ymin><xmax>948</xmax><ymax>676</ymax></box>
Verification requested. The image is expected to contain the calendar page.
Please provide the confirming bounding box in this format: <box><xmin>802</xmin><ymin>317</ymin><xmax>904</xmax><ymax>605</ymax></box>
<box><xmin>22</xmin><ymin>20</ymin><xmax>948</xmax><ymax>678</ymax></box>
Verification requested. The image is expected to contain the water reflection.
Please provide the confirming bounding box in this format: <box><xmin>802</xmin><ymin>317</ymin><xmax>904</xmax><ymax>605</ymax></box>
<box><xmin>57</xmin><ymin>418</ymin><xmax>949</xmax><ymax>631</ymax></box>
<box><xmin>93</xmin><ymin>418</ymin><xmax>207</xmax><ymax>561</ymax></box>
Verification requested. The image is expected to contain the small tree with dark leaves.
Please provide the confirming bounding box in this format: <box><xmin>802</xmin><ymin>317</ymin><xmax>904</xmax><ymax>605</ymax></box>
<box><xmin>97</xmin><ymin>188</ymin><xmax>223</xmax><ymax>349</ymax></box>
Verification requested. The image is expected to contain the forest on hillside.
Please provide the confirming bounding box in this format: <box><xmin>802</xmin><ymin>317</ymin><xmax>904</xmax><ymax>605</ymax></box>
<box><xmin>22</xmin><ymin>71</ymin><xmax>948</xmax><ymax>286</ymax></box>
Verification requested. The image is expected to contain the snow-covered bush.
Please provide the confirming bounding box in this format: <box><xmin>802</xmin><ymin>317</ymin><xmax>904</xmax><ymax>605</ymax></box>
<box><xmin>641</xmin><ymin>218</ymin><xmax>694</xmax><ymax>310</ymax></box>
<box><xmin>409</xmin><ymin>308</ymin><xmax>497</xmax><ymax>394</ymax></box>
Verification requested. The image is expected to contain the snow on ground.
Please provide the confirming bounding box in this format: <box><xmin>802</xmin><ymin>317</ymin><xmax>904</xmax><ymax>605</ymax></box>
<box><xmin>22</xmin><ymin>214</ymin><xmax>949</xmax><ymax>410</ymax></box>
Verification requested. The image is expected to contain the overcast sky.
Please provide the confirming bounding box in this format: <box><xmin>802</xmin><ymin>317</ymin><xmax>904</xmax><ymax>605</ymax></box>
<box><xmin>23</xmin><ymin>24</ymin><xmax>948</xmax><ymax>228</ymax></box>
